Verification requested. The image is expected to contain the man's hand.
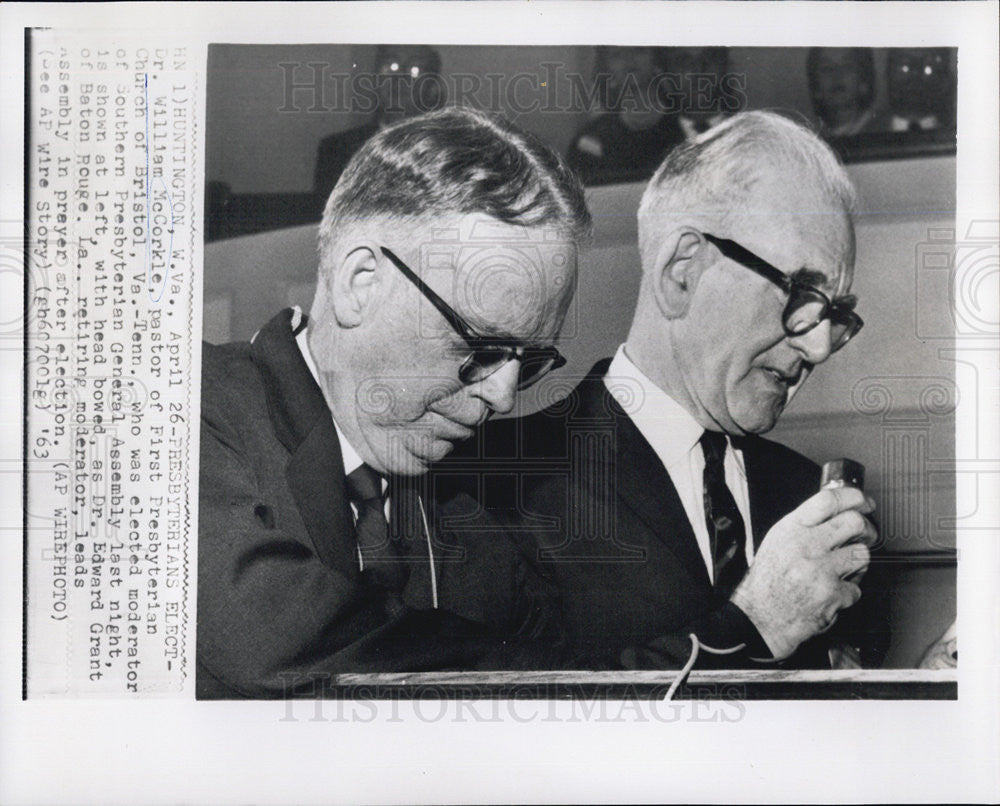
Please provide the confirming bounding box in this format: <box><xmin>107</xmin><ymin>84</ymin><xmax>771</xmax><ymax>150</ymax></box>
<box><xmin>918</xmin><ymin>620</ymin><xmax>957</xmax><ymax>669</ymax></box>
<box><xmin>730</xmin><ymin>487</ymin><xmax>877</xmax><ymax>661</ymax></box>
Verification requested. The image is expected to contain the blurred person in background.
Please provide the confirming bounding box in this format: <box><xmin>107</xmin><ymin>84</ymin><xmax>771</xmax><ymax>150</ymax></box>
<box><xmin>807</xmin><ymin>48</ymin><xmax>879</xmax><ymax>138</ymax></box>
<box><xmin>567</xmin><ymin>46</ymin><xmax>686</xmax><ymax>184</ymax></box>
<box><xmin>884</xmin><ymin>48</ymin><xmax>955</xmax><ymax>132</ymax></box>
<box><xmin>664</xmin><ymin>46</ymin><xmax>736</xmax><ymax>142</ymax></box>
<box><xmin>313</xmin><ymin>44</ymin><xmax>446</xmax><ymax>204</ymax></box>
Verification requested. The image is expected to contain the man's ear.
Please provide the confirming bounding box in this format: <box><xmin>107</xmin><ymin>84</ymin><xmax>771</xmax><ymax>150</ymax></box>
<box><xmin>651</xmin><ymin>230</ymin><xmax>705</xmax><ymax>319</ymax></box>
<box><xmin>330</xmin><ymin>245</ymin><xmax>380</xmax><ymax>328</ymax></box>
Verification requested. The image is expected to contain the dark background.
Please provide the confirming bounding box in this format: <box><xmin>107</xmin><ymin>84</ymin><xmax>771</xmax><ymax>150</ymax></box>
<box><xmin>205</xmin><ymin>44</ymin><xmax>956</xmax><ymax>240</ymax></box>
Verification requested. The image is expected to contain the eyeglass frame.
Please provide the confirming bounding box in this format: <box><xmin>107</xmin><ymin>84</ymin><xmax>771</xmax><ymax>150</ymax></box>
<box><xmin>701</xmin><ymin>232</ymin><xmax>864</xmax><ymax>351</ymax></box>
<box><xmin>379</xmin><ymin>246</ymin><xmax>567</xmax><ymax>389</ymax></box>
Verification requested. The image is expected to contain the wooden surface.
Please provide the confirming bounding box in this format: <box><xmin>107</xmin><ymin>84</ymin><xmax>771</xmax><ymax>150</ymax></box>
<box><xmin>330</xmin><ymin>668</ymin><xmax>957</xmax><ymax>700</ymax></box>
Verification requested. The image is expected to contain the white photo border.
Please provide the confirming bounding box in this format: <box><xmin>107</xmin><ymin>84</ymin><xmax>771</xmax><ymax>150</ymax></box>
<box><xmin>2</xmin><ymin>2</ymin><xmax>998</xmax><ymax>804</ymax></box>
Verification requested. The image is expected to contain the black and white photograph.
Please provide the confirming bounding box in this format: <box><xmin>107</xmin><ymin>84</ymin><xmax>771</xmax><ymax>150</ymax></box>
<box><xmin>3</xmin><ymin>1</ymin><xmax>999</xmax><ymax>804</ymax></box>
<box><xmin>199</xmin><ymin>42</ymin><xmax>958</xmax><ymax>697</ymax></box>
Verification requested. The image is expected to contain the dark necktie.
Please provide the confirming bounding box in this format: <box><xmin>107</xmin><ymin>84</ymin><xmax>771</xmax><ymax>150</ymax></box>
<box><xmin>700</xmin><ymin>431</ymin><xmax>749</xmax><ymax>597</ymax></box>
<box><xmin>345</xmin><ymin>464</ymin><xmax>406</xmax><ymax>600</ymax></box>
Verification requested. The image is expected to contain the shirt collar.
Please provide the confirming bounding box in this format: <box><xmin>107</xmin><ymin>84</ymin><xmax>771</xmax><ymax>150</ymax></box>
<box><xmin>679</xmin><ymin>112</ymin><xmax>727</xmax><ymax>140</ymax></box>
<box><xmin>604</xmin><ymin>345</ymin><xmax>704</xmax><ymax>470</ymax></box>
<box><xmin>291</xmin><ymin>307</ymin><xmax>365</xmax><ymax>478</ymax></box>
<box><xmin>603</xmin><ymin>345</ymin><xmax>748</xmax><ymax>481</ymax></box>
<box><xmin>828</xmin><ymin>108</ymin><xmax>875</xmax><ymax>137</ymax></box>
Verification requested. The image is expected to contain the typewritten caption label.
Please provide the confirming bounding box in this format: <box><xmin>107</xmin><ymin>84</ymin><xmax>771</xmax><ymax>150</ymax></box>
<box><xmin>25</xmin><ymin>32</ymin><xmax>200</xmax><ymax>696</ymax></box>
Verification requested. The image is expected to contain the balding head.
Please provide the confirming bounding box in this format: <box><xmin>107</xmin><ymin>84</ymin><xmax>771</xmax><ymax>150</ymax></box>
<box><xmin>309</xmin><ymin>107</ymin><xmax>591</xmax><ymax>475</ymax></box>
<box><xmin>627</xmin><ymin>111</ymin><xmax>860</xmax><ymax>435</ymax></box>
<box><xmin>637</xmin><ymin>111</ymin><xmax>856</xmax><ymax>273</ymax></box>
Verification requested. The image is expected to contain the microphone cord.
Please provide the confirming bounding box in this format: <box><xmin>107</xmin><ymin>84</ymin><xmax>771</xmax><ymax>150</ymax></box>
<box><xmin>664</xmin><ymin>634</ymin><xmax>747</xmax><ymax>701</ymax></box>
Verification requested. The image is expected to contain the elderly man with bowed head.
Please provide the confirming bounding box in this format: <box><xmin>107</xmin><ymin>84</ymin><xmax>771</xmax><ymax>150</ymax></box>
<box><xmin>435</xmin><ymin>111</ymin><xmax>888</xmax><ymax>671</ymax></box>
<box><xmin>197</xmin><ymin>107</ymin><xmax>591</xmax><ymax>698</ymax></box>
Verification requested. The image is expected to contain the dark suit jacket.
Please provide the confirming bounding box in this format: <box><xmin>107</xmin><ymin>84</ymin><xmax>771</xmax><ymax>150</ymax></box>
<box><xmin>433</xmin><ymin>360</ymin><xmax>889</xmax><ymax>670</ymax></box>
<box><xmin>197</xmin><ymin>309</ymin><xmax>556</xmax><ymax>698</ymax></box>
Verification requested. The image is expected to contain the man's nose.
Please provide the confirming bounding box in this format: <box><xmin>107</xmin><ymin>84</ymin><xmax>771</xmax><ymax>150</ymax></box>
<box><xmin>788</xmin><ymin>319</ymin><xmax>834</xmax><ymax>364</ymax></box>
<box><xmin>471</xmin><ymin>360</ymin><xmax>520</xmax><ymax>415</ymax></box>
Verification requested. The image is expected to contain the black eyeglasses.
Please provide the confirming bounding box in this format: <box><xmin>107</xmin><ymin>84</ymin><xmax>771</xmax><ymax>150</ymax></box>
<box><xmin>380</xmin><ymin>247</ymin><xmax>566</xmax><ymax>390</ymax></box>
<box><xmin>703</xmin><ymin>233</ymin><xmax>864</xmax><ymax>352</ymax></box>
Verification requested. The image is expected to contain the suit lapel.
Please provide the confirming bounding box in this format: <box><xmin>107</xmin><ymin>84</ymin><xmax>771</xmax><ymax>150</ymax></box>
<box><xmin>741</xmin><ymin>436</ymin><xmax>791</xmax><ymax>549</ymax></box>
<box><xmin>250</xmin><ymin>309</ymin><xmax>359</xmax><ymax>578</ymax></box>
<box><xmin>574</xmin><ymin>366</ymin><xmax>711</xmax><ymax>588</ymax></box>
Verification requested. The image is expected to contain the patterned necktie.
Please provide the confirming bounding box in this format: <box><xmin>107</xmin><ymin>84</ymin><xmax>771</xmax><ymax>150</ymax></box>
<box><xmin>700</xmin><ymin>431</ymin><xmax>749</xmax><ymax>597</ymax></box>
<box><xmin>345</xmin><ymin>464</ymin><xmax>406</xmax><ymax>598</ymax></box>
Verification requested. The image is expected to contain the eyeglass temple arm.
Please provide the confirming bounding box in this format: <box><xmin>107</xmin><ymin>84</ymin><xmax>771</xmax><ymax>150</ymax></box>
<box><xmin>702</xmin><ymin>234</ymin><xmax>791</xmax><ymax>291</ymax></box>
<box><xmin>379</xmin><ymin>247</ymin><xmax>480</xmax><ymax>344</ymax></box>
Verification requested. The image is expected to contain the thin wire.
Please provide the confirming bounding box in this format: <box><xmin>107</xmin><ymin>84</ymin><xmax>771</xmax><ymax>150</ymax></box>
<box><xmin>417</xmin><ymin>494</ymin><xmax>438</xmax><ymax>609</ymax></box>
<box><xmin>664</xmin><ymin>636</ymin><xmax>700</xmax><ymax>701</ymax></box>
<box><xmin>663</xmin><ymin>635</ymin><xmax>748</xmax><ymax>701</ymax></box>
<box><xmin>700</xmin><ymin>640</ymin><xmax>747</xmax><ymax>656</ymax></box>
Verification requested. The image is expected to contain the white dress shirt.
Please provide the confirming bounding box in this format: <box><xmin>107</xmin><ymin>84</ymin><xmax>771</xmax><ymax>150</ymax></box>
<box><xmin>603</xmin><ymin>345</ymin><xmax>755</xmax><ymax>581</ymax></box>
<box><xmin>290</xmin><ymin>309</ymin><xmax>388</xmax><ymax>571</ymax></box>
<box><xmin>291</xmin><ymin>309</ymin><xmax>364</xmax><ymax>480</ymax></box>
<box><xmin>289</xmin><ymin>309</ymin><xmax>437</xmax><ymax>605</ymax></box>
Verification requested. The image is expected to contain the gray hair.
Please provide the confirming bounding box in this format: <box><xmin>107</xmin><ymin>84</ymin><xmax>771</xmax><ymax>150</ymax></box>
<box><xmin>318</xmin><ymin>106</ymin><xmax>592</xmax><ymax>270</ymax></box>
<box><xmin>637</xmin><ymin>110</ymin><xmax>857</xmax><ymax>268</ymax></box>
